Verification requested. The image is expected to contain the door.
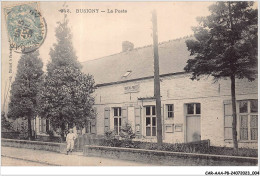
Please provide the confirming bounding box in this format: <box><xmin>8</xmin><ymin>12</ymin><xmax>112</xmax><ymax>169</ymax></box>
<box><xmin>127</xmin><ymin>107</ymin><xmax>135</xmax><ymax>130</ymax></box>
<box><xmin>186</xmin><ymin>116</ymin><xmax>201</xmax><ymax>142</ymax></box>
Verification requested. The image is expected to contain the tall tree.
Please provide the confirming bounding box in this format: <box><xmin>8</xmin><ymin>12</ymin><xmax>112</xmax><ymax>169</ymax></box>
<box><xmin>8</xmin><ymin>50</ymin><xmax>44</xmax><ymax>140</ymax></box>
<box><xmin>184</xmin><ymin>2</ymin><xmax>257</xmax><ymax>149</ymax></box>
<box><xmin>37</xmin><ymin>17</ymin><xmax>95</xmax><ymax>141</ymax></box>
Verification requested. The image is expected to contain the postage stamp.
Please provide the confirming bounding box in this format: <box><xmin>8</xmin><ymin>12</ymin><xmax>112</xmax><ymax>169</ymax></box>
<box><xmin>4</xmin><ymin>2</ymin><xmax>47</xmax><ymax>53</ymax></box>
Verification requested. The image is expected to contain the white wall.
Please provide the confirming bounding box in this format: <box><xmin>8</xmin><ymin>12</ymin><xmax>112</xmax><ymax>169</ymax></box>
<box><xmin>93</xmin><ymin>73</ymin><xmax>258</xmax><ymax>148</ymax></box>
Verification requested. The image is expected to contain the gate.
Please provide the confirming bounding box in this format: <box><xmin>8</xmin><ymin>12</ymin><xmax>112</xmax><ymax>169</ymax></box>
<box><xmin>74</xmin><ymin>131</ymin><xmax>84</xmax><ymax>152</ymax></box>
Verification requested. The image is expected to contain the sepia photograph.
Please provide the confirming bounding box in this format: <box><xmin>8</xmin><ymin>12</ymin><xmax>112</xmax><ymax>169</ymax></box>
<box><xmin>1</xmin><ymin>0</ymin><xmax>259</xmax><ymax>175</ymax></box>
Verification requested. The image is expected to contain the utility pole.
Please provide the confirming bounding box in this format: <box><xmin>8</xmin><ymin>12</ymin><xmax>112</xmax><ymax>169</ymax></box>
<box><xmin>152</xmin><ymin>10</ymin><xmax>163</xmax><ymax>146</ymax></box>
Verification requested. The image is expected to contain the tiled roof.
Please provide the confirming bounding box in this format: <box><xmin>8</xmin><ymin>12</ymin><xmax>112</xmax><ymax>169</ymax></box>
<box><xmin>81</xmin><ymin>36</ymin><xmax>193</xmax><ymax>85</ymax></box>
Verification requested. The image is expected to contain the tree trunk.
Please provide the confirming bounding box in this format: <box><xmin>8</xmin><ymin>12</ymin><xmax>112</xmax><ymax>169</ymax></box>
<box><xmin>231</xmin><ymin>75</ymin><xmax>238</xmax><ymax>150</ymax></box>
<box><xmin>27</xmin><ymin>117</ymin><xmax>32</xmax><ymax>140</ymax></box>
<box><xmin>60</xmin><ymin>122</ymin><xmax>66</xmax><ymax>142</ymax></box>
<box><xmin>228</xmin><ymin>2</ymin><xmax>238</xmax><ymax>150</ymax></box>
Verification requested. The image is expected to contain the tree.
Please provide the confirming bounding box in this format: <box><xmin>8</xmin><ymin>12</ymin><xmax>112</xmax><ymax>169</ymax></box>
<box><xmin>1</xmin><ymin>111</ymin><xmax>12</xmax><ymax>131</ymax></box>
<box><xmin>37</xmin><ymin>17</ymin><xmax>95</xmax><ymax>142</ymax></box>
<box><xmin>7</xmin><ymin>50</ymin><xmax>44</xmax><ymax>140</ymax></box>
<box><xmin>184</xmin><ymin>2</ymin><xmax>257</xmax><ymax>149</ymax></box>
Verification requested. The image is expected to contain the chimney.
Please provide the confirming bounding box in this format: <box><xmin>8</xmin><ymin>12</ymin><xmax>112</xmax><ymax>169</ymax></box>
<box><xmin>122</xmin><ymin>41</ymin><xmax>134</xmax><ymax>52</ymax></box>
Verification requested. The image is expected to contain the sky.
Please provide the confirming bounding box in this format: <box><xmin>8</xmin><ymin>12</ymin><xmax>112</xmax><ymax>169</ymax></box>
<box><xmin>1</xmin><ymin>1</ymin><xmax>214</xmax><ymax>111</ymax></box>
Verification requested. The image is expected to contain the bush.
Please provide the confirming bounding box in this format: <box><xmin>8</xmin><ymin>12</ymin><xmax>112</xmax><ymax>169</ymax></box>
<box><xmin>1</xmin><ymin>111</ymin><xmax>13</xmax><ymax>132</ymax></box>
<box><xmin>46</xmin><ymin>130</ymin><xmax>54</xmax><ymax>138</ymax></box>
<box><xmin>17</xmin><ymin>121</ymin><xmax>29</xmax><ymax>140</ymax></box>
<box><xmin>88</xmin><ymin>135</ymin><xmax>258</xmax><ymax>157</ymax></box>
<box><xmin>208</xmin><ymin>146</ymin><xmax>257</xmax><ymax>157</ymax></box>
<box><xmin>105</xmin><ymin>130</ymin><xmax>117</xmax><ymax>140</ymax></box>
<box><xmin>103</xmin><ymin>123</ymin><xmax>136</xmax><ymax>148</ymax></box>
<box><xmin>91</xmin><ymin>127</ymin><xmax>257</xmax><ymax>157</ymax></box>
<box><xmin>119</xmin><ymin>123</ymin><xmax>135</xmax><ymax>140</ymax></box>
<box><xmin>104</xmin><ymin>130</ymin><xmax>120</xmax><ymax>147</ymax></box>
<box><xmin>1</xmin><ymin>132</ymin><xmax>20</xmax><ymax>139</ymax></box>
<box><xmin>119</xmin><ymin>123</ymin><xmax>136</xmax><ymax>148</ymax></box>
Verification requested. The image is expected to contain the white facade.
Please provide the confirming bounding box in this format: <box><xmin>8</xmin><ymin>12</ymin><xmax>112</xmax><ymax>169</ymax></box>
<box><xmin>92</xmin><ymin>73</ymin><xmax>258</xmax><ymax>148</ymax></box>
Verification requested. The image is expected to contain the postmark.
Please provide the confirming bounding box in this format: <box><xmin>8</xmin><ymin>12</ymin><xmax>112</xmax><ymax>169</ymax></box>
<box><xmin>4</xmin><ymin>2</ymin><xmax>47</xmax><ymax>53</ymax></box>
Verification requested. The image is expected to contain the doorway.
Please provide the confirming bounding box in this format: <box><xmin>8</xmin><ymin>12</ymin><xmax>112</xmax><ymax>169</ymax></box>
<box><xmin>186</xmin><ymin>103</ymin><xmax>201</xmax><ymax>142</ymax></box>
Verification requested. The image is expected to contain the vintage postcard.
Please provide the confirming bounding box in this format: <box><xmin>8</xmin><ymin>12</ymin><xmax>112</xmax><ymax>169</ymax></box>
<box><xmin>1</xmin><ymin>1</ymin><xmax>258</xmax><ymax>175</ymax></box>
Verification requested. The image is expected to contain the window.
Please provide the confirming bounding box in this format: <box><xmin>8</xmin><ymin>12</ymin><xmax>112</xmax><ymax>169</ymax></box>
<box><xmin>145</xmin><ymin>106</ymin><xmax>156</xmax><ymax>136</ymax></box>
<box><xmin>239</xmin><ymin>100</ymin><xmax>258</xmax><ymax>141</ymax></box>
<box><xmin>187</xmin><ymin>103</ymin><xmax>201</xmax><ymax>115</ymax></box>
<box><xmin>224</xmin><ymin>103</ymin><xmax>233</xmax><ymax>140</ymax></box>
<box><xmin>86</xmin><ymin>121</ymin><xmax>96</xmax><ymax>134</ymax></box>
<box><xmin>166</xmin><ymin>104</ymin><xmax>174</xmax><ymax>118</ymax></box>
<box><xmin>113</xmin><ymin>107</ymin><xmax>122</xmax><ymax>135</ymax></box>
<box><xmin>39</xmin><ymin>118</ymin><xmax>50</xmax><ymax>133</ymax></box>
<box><xmin>39</xmin><ymin>118</ymin><xmax>45</xmax><ymax>133</ymax></box>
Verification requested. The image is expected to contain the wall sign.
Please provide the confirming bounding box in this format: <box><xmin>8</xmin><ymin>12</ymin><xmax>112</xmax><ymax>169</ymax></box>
<box><xmin>124</xmin><ymin>84</ymin><xmax>140</xmax><ymax>94</ymax></box>
<box><xmin>175</xmin><ymin>124</ymin><xmax>183</xmax><ymax>132</ymax></box>
<box><xmin>165</xmin><ymin>124</ymin><xmax>174</xmax><ymax>133</ymax></box>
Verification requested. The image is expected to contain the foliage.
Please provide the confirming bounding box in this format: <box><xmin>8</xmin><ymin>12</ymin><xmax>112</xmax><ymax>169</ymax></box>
<box><xmin>7</xmin><ymin>50</ymin><xmax>44</xmax><ymax>139</ymax></box>
<box><xmin>184</xmin><ymin>2</ymin><xmax>257</xmax><ymax>149</ymax></box>
<box><xmin>119</xmin><ymin>123</ymin><xmax>136</xmax><ymax>141</ymax></box>
<box><xmin>208</xmin><ymin>146</ymin><xmax>257</xmax><ymax>158</ymax></box>
<box><xmin>91</xmin><ymin>137</ymin><xmax>257</xmax><ymax>157</ymax></box>
<box><xmin>1</xmin><ymin>111</ymin><xmax>12</xmax><ymax>131</ymax></box>
<box><xmin>185</xmin><ymin>2</ymin><xmax>257</xmax><ymax>81</ymax></box>
<box><xmin>46</xmin><ymin>129</ymin><xmax>54</xmax><ymax>138</ymax></box>
<box><xmin>103</xmin><ymin>123</ymin><xmax>136</xmax><ymax>147</ymax></box>
<box><xmin>104</xmin><ymin>130</ymin><xmax>120</xmax><ymax>147</ymax></box>
<box><xmin>17</xmin><ymin>120</ymin><xmax>29</xmax><ymax>139</ymax></box>
<box><xmin>1</xmin><ymin>132</ymin><xmax>20</xmax><ymax>139</ymax></box>
<box><xmin>37</xmin><ymin>17</ymin><xmax>95</xmax><ymax>141</ymax></box>
<box><xmin>105</xmin><ymin>130</ymin><xmax>117</xmax><ymax>140</ymax></box>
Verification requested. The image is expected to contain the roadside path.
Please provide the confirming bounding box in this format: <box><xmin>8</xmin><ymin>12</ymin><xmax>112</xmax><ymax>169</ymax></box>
<box><xmin>2</xmin><ymin>156</ymin><xmax>50</xmax><ymax>166</ymax></box>
<box><xmin>1</xmin><ymin>146</ymin><xmax>152</xmax><ymax>166</ymax></box>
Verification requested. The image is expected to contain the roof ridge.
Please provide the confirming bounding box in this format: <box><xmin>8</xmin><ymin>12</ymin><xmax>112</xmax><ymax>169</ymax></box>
<box><xmin>81</xmin><ymin>35</ymin><xmax>193</xmax><ymax>63</ymax></box>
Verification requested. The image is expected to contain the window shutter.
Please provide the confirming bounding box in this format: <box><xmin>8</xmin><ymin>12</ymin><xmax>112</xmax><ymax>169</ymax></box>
<box><xmin>224</xmin><ymin>100</ymin><xmax>232</xmax><ymax>140</ymax></box>
<box><xmin>135</xmin><ymin>105</ymin><xmax>141</xmax><ymax>136</ymax></box>
<box><xmin>42</xmin><ymin>119</ymin><xmax>46</xmax><ymax>133</ymax></box>
<box><xmin>91</xmin><ymin>124</ymin><xmax>96</xmax><ymax>134</ymax></box>
<box><xmin>104</xmin><ymin>107</ymin><xmax>110</xmax><ymax>132</ymax></box>
<box><xmin>31</xmin><ymin>119</ymin><xmax>35</xmax><ymax>136</ymax></box>
<box><xmin>122</xmin><ymin>106</ymin><xmax>128</xmax><ymax>127</ymax></box>
<box><xmin>91</xmin><ymin>107</ymin><xmax>97</xmax><ymax>134</ymax></box>
<box><xmin>85</xmin><ymin>122</ymin><xmax>89</xmax><ymax>133</ymax></box>
<box><xmin>31</xmin><ymin>119</ymin><xmax>34</xmax><ymax>131</ymax></box>
<box><xmin>39</xmin><ymin>118</ymin><xmax>42</xmax><ymax>133</ymax></box>
<box><xmin>161</xmin><ymin>105</ymin><xmax>165</xmax><ymax>140</ymax></box>
<box><xmin>91</xmin><ymin>120</ymin><xmax>96</xmax><ymax>134</ymax></box>
<box><xmin>93</xmin><ymin>107</ymin><xmax>97</xmax><ymax>119</ymax></box>
<box><xmin>166</xmin><ymin>104</ymin><xmax>169</xmax><ymax>119</ymax></box>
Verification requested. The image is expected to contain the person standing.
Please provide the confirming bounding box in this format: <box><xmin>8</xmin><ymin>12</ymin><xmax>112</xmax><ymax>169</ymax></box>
<box><xmin>66</xmin><ymin>129</ymin><xmax>77</xmax><ymax>155</ymax></box>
